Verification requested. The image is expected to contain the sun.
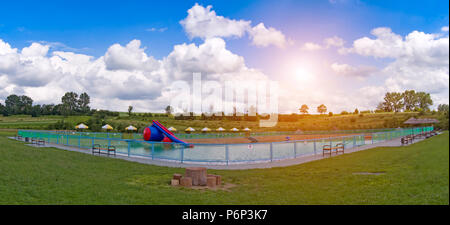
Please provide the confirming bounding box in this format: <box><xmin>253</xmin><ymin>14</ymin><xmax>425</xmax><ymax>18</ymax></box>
<box><xmin>294</xmin><ymin>66</ymin><xmax>312</xmax><ymax>82</ymax></box>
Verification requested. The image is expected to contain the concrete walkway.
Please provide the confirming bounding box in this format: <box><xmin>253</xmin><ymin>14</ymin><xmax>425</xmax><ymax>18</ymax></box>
<box><xmin>9</xmin><ymin>134</ymin><xmax>437</xmax><ymax>170</ymax></box>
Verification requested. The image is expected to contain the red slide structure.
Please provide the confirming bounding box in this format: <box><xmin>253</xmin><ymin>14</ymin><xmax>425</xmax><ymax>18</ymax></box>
<box><xmin>143</xmin><ymin>120</ymin><xmax>191</xmax><ymax>146</ymax></box>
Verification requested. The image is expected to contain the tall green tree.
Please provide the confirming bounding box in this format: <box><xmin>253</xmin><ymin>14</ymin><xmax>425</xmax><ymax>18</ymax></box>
<box><xmin>30</xmin><ymin>105</ymin><xmax>42</xmax><ymax>117</ymax></box>
<box><xmin>78</xmin><ymin>92</ymin><xmax>91</xmax><ymax>113</ymax></box>
<box><xmin>128</xmin><ymin>105</ymin><xmax>133</xmax><ymax>116</ymax></box>
<box><xmin>437</xmin><ymin>104</ymin><xmax>449</xmax><ymax>130</ymax></box>
<box><xmin>438</xmin><ymin>104</ymin><xmax>449</xmax><ymax>114</ymax></box>
<box><xmin>382</xmin><ymin>92</ymin><xmax>404</xmax><ymax>112</ymax></box>
<box><xmin>0</xmin><ymin>103</ymin><xmax>5</xmax><ymax>116</ymax></box>
<box><xmin>41</xmin><ymin>104</ymin><xmax>55</xmax><ymax>115</ymax></box>
<box><xmin>299</xmin><ymin>104</ymin><xmax>309</xmax><ymax>114</ymax></box>
<box><xmin>416</xmin><ymin>92</ymin><xmax>433</xmax><ymax>111</ymax></box>
<box><xmin>5</xmin><ymin>94</ymin><xmax>33</xmax><ymax>115</ymax></box>
<box><xmin>53</xmin><ymin>104</ymin><xmax>63</xmax><ymax>115</ymax></box>
<box><xmin>403</xmin><ymin>90</ymin><xmax>419</xmax><ymax>111</ymax></box>
<box><xmin>5</xmin><ymin>94</ymin><xmax>21</xmax><ymax>114</ymax></box>
<box><xmin>61</xmin><ymin>92</ymin><xmax>79</xmax><ymax>115</ymax></box>
<box><xmin>20</xmin><ymin>95</ymin><xmax>33</xmax><ymax>114</ymax></box>
<box><xmin>375</xmin><ymin>102</ymin><xmax>386</xmax><ymax>112</ymax></box>
<box><xmin>317</xmin><ymin>104</ymin><xmax>327</xmax><ymax>114</ymax></box>
<box><xmin>165</xmin><ymin>105</ymin><xmax>173</xmax><ymax>116</ymax></box>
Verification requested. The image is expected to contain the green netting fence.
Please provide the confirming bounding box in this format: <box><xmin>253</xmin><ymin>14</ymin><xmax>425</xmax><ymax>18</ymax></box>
<box><xmin>17</xmin><ymin>126</ymin><xmax>433</xmax><ymax>165</ymax></box>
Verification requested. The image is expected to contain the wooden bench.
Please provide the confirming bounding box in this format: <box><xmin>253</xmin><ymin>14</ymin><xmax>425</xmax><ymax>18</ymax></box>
<box><xmin>92</xmin><ymin>144</ymin><xmax>116</xmax><ymax>156</ymax></box>
<box><xmin>401</xmin><ymin>137</ymin><xmax>409</xmax><ymax>145</ymax></box>
<box><xmin>424</xmin><ymin>131</ymin><xmax>437</xmax><ymax>138</ymax></box>
<box><xmin>334</xmin><ymin>143</ymin><xmax>344</xmax><ymax>154</ymax></box>
<box><xmin>413</xmin><ymin>133</ymin><xmax>423</xmax><ymax>140</ymax></box>
<box><xmin>407</xmin><ymin>134</ymin><xmax>413</xmax><ymax>141</ymax></box>
<box><xmin>401</xmin><ymin>135</ymin><xmax>413</xmax><ymax>145</ymax></box>
<box><xmin>37</xmin><ymin>138</ymin><xmax>45</xmax><ymax>146</ymax></box>
<box><xmin>322</xmin><ymin>143</ymin><xmax>344</xmax><ymax>156</ymax></box>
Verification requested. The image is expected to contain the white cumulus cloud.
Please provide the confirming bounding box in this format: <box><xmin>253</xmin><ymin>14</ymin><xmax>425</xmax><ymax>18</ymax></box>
<box><xmin>302</xmin><ymin>42</ymin><xmax>324</xmax><ymax>50</ymax></box>
<box><xmin>330</xmin><ymin>63</ymin><xmax>378</xmax><ymax>79</ymax></box>
<box><xmin>340</xmin><ymin>27</ymin><xmax>449</xmax><ymax>106</ymax></box>
<box><xmin>302</xmin><ymin>36</ymin><xmax>345</xmax><ymax>51</ymax></box>
<box><xmin>0</xmin><ymin>37</ymin><xmax>270</xmax><ymax>112</ymax></box>
<box><xmin>180</xmin><ymin>3</ymin><xmax>289</xmax><ymax>48</ymax></box>
<box><xmin>180</xmin><ymin>3</ymin><xmax>251</xmax><ymax>39</ymax></box>
<box><xmin>248</xmin><ymin>23</ymin><xmax>289</xmax><ymax>48</ymax></box>
<box><xmin>104</xmin><ymin>39</ymin><xmax>160</xmax><ymax>71</ymax></box>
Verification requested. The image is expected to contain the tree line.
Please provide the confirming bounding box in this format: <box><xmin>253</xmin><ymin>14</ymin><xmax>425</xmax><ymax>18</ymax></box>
<box><xmin>299</xmin><ymin>104</ymin><xmax>329</xmax><ymax>114</ymax></box>
<box><xmin>0</xmin><ymin>89</ymin><xmax>442</xmax><ymax>118</ymax></box>
<box><xmin>0</xmin><ymin>92</ymin><xmax>116</xmax><ymax>117</ymax></box>
<box><xmin>376</xmin><ymin>90</ymin><xmax>433</xmax><ymax>112</ymax></box>
<box><xmin>297</xmin><ymin>90</ymin><xmax>435</xmax><ymax>115</ymax></box>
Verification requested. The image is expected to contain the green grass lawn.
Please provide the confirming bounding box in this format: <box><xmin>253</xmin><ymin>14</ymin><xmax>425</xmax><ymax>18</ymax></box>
<box><xmin>0</xmin><ymin>130</ymin><xmax>448</xmax><ymax>204</ymax></box>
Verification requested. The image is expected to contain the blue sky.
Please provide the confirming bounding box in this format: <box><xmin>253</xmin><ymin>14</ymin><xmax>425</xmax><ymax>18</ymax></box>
<box><xmin>0</xmin><ymin>0</ymin><xmax>448</xmax><ymax>113</ymax></box>
<box><xmin>1</xmin><ymin>0</ymin><xmax>447</xmax><ymax>58</ymax></box>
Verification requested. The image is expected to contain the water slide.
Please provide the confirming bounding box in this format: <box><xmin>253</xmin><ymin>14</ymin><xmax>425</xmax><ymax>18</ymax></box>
<box><xmin>143</xmin><ymin>120</ymin><xmax>190</xmax><ymax>146</ymax></box>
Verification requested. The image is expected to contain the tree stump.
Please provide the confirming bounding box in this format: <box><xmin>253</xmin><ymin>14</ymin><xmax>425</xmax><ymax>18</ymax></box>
<box><xmin>208</xmin><ymin>174</ymin><xmax>222</xmax><ymax>186</ymax></box>
<box><xmin>180</xmin><ymin>177</ymin><xmax>192</xmax><ymax>187</ymax></box>
<box><xmin>173</xmin><ymin>173</ymin><xmax>182</xmax><ymax>181</ymax></box>
<box><xmin>185</xmin><ymin>167</ymin><xmax>207</xmax><ymax>186</ymax></box>
<box><xmin>207</xmin><ymin>177</ymin><xmax>216</xmax><ymax>188</ymax></box>
<box><xmin>171</xmin><ymin>179</ymin><xmax>179</xmax><ymax>186</ymax></box>
<box><xmin>214</xmin><ymin>175</ymin><xmax>222</xmax><ymax>185</ymax></box>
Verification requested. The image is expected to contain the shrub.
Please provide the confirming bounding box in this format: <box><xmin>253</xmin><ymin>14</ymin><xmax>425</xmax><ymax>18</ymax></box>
<box><xmin>48</xmin><ymin>120</ymin><xmax>73</xmax><ymax>130</ymax></box>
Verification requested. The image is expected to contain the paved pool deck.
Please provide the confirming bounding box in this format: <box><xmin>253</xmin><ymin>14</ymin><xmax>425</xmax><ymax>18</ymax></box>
<box><xmin>9</xmin><ymin>134</ymin><xmax>437</xmax><ymax>170</ymax></box>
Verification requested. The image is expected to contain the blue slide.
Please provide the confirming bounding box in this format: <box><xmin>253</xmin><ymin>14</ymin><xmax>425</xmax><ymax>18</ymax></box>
<box><xmin>143</xmin><ymin>120</ymin><xmax>192</xmax><ymax>146</ymax></box>
<box><xmin>152</xmin><ymin>120</ymin><xmax>187</xmax><ymax>144</ymax></box>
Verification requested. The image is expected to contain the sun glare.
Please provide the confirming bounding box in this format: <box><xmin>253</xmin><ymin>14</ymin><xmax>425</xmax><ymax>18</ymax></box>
<box><xmin>295</xmin><ymin>67</ymin><xmax>312</xmax><ymax>82</ymax></box>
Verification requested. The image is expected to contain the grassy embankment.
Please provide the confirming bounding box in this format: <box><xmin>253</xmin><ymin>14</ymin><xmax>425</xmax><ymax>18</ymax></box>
<box><xmin>0</xmin><ymin>130</ymin><xmax>447</xmax><ymax>204</ymax></box>
<box><xmin>0</xmin><ymin>112</ymin><xmax>436</xmax><ymax>133</ymax></box>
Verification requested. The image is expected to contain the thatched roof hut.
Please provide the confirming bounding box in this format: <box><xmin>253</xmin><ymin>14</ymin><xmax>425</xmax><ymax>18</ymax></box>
<box><xmin>404</xmin><ymin>117</ymin><xmax>439</xmax><ymax>125</ymax></box>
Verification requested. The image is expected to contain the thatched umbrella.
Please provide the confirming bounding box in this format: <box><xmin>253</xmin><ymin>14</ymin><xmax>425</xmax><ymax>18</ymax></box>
<box><xmin>243</xmin><ymin>127</ymin><xmax>251</xmax><ymax>137</ymax></box>
<box><xmin>102</xmin><ymin>124</ymin><xmax>113</xmax><ymax>130</ymax></box>
<box><xmin>168</xmin><ymin>127</ymin><xmax>177</xmax><ymax>132</ymax></box>
<box><xmin>75</xmin><ymin>123</ymin><xmax>88</xmax><ymax>130</ymax></box>
<box><xmin>102</xmin><ymin>124</ymin><xmax>113</xmax><ymax>138</ymax></box>
<box><xmin>216</xmin><ymin>127</ymin><xmax>225</xmax><ymax>132</ymax></box>
<box><xmin>122</xmin><ymin>125</ymin><xmax>137</xmax><ymax>139</ymax></box>
<box><xmin>125</xmin><ymin>125</ymin><xmax>137</xmax><ymax>132</ymax></box>
<box><xmin>230</xmin><ymin>128</ymin><xmax>239</xmax><ymax>132</ymax></box>
<box><xmin>185</xmin><ymin>127</ymin><xmax>195</xmax><ymax>134</ymax></box>
<box><xmin>201</xmin><ymin>127</ymin><xmax>211</xmax><ymax>133</ymax></box>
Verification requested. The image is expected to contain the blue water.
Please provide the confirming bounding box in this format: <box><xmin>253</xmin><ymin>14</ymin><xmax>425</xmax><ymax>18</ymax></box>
<box><xmin>17</xmin><ymin>126</ymin><xmax>433</xmax><ymax>164</ymax></box>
